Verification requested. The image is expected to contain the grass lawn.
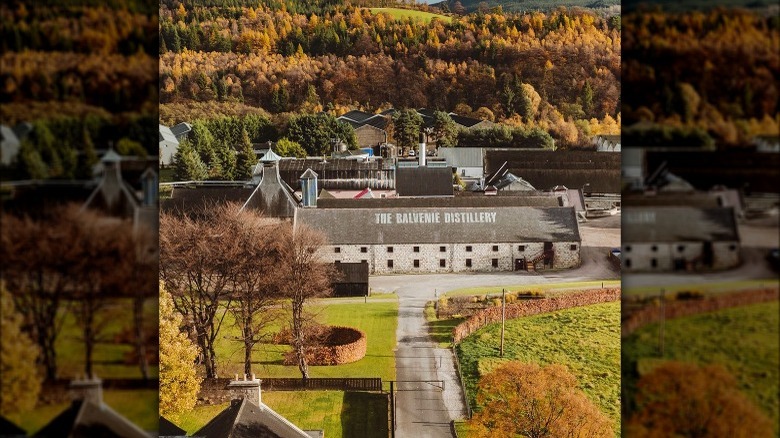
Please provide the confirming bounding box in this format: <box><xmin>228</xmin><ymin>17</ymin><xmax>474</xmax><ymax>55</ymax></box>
<box><xmin>456</xmin><ymin>301</ymin><xmax>621</xmax><ymax>435</ymax></box>
<box><xmin>622</xmin><ymin>301</ymin><xmax>779</xmax><ymax>432</ymax></box>
<box><xmin>623</xmin><ymin>278</ymin><xmax>779</xmax><ymax>298</ymax></box>
<box><xmin>8</xmin><ymin>389</ymin><xmax>159</xmax><ymax>434</ymax></box>
<box><xmin>367</xmin><ymin>7</ymin><xmax>452</xmax><ymax>23</ymax></box>
<box><xmin>177</xmin><ymin>391</ymin><xmax>388</xmax><ymax>438</ymax></box>
<box><xmin>424</xmin><ymin>300</ymin><xmax>464</xmax><ymax>348</ymax></box>
<box><xmin>443</xmin><ymin>280</ymin><xmax>620</xmax><ymax>298</ymax></box>
<box><xmin>213</xmin><ymin>298</ymin><xmax>398</xmax><ymax>382</ymax></box>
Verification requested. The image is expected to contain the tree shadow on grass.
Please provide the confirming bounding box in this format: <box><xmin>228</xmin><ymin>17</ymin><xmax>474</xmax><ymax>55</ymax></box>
<box><xmin>340</xmin><ymin>392</ymin><xmax>389</xmax><ymax>438</ymax></box>
<box><xmin>427</xmin><ymin>317</ymin><xmax>465</xmax><ymax>346</ymax></box>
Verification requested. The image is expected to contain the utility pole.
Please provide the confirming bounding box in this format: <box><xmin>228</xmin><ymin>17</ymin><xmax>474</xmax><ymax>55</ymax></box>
<box><xmin>500</xmin><ymin>289</ymin><xmax>506</xmax><ymax>357</ymax></box>
<box><xmin>390</xmin><ymin>381</ymin><xmax>395</xmax><ymax>438</ymax></box>
<box><xmin>659</xmin><ymin>288</ymin><xmax>665</xmax><ymax>357</ymax></box>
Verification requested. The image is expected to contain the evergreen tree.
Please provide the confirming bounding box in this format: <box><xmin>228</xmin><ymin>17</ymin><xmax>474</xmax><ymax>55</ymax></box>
<box><xmin>275</xmin><ymin>138</ymin><xmax>307</xmax><ymax>158</ymax></box>
<box><xmin>173</xmin><ymin>140</ymin><xmax>207</xmax><ymax>181</ymax></box>
<box><xmin>13</xmin><ymin>140</ymin><xmax>48</xmax><ymax>179</ymax></box>
<box><xmin>235</xmin><ymin>128</ymin><xmax>257</xmax><ymax>180</ymax></box>
<box><xmin>391</xmin><ymin>109</ymin><xmax>424</xmax><ymax>152</ymax></box>
<box><xmin>517</xmin><ymin>83</ymin><xmax>534</xmax><ymax>123</ymax></box>
<box><xmin>582</xmin><ymin>80</ymin><xmax>594</xmax><ymax>118</ymax></box>
<box><xmin>431</xmin><ymin>111</ymin><xmax>458</xmax><ymax>148</ymax></box>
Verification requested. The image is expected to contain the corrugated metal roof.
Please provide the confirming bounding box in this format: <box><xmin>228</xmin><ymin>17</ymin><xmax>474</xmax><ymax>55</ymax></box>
<box><xmin>396</xmin><ymin>166</ymin><xmax>453</xmax><ymax>197</ymax></box>
<box><xmin>437</xmin><ymin>147</ymin><xmax>484</xmax><ymax>168</ymax></box>
<box><xmin>296</xmin><ymin>206</ymin><xmax>580</xmax><ymax>245</ymax></box>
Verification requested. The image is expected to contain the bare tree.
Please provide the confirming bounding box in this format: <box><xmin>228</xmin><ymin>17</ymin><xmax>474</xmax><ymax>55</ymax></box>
<box><xmin>277</xmin><ymin>224</ymin><xmax>335</xmax><ymax>380</ymax></box>
<box><xmin>160</xmin><ymin>203</ymin><xmax>246</xmax><ymax>378</ymax></box>
<box><xmin>1</xmin><ymin>205</ymin><xmax>85</xmax><ymax>380</ymax></box>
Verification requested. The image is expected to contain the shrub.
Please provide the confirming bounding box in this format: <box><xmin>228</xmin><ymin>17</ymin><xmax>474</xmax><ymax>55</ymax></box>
<box><xmin>675</xmin><ymin>290</ymin><xmax>704</xmax><ymax>300</ymax></box>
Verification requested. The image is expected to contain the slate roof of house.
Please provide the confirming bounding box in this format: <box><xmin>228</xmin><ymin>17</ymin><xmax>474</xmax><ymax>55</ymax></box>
<box><xmin>159</xmin><ymin>124</ymin><xmax>179</xmax><ymax>147</ymax></box>
<box><xmin>170</xmin><ymin>122</ymin><xmax>192</xmax><ymax>139</ymax></box>
<box><xmin>243</xmin><ymin>164</ymin><xmax>299</xmax><ymax>218</ymax></box>
<box><xmin>194</xmin><ymin>398</ymin><xmax>312</xmax><ymax>438</ymax></box>
<box><xmin>486</xmin><ymin>150</ymin><xmax>621</xmax><ymax>193</ymax></box>
<box><xmin>296</xmin><ymin>206</ymin><xmax>580</xmax><ymax>245</ymax></box>
<box><xmin>317</xmin><ymin>194</ymin><xmax>560</xmax><ymax>209</ymax></box>
<box><xmin>159</xmin><ymin>416</ymin><xmax>187</xmax><ymax>437</ymax></box>
<box><xmin>395</xmin><ymin>166</ymin><xmax>454</xmax><ymax>197</ymax></box>
<box><xmin>32</xmin><ymin>399</ymin><xmax>149</xmax><ymax>438</ymax></box>
<box><xmin>339</xmin><ymin>110</ymin><xmax>375</xmax><ymax>123</ymax></box>
<box><xmin>449</xmin><ymin>114</ymin><xmax>484</xmax><ymax>128</ymax></box>
<box><xmin>622</xmin><ymin>207</ymin><xmax>739</xmax><ymax>242</ymax></box>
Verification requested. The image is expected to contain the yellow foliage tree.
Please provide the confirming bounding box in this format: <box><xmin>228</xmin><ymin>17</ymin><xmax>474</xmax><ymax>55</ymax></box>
<box><xmin>0</xmin><ymin>283</ymin><xmax>41</xmax><ymax>415</ymax></box>
<box><xmin>159</xmin><ymin>283</ymin><xmax>201</xmax><ymax>419</ymax></box>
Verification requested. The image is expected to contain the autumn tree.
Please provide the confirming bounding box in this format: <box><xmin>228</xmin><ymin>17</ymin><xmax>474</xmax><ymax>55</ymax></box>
<box><xmin>0</xmin><ymin>283</ymin><xmax>41</xmax><ymax>415</ymax></box>
<box><xmin>626</xmin><ymin>361</ymin><xmax>773</xmax><ymax>438</ymax></box>
<box><xmin>159</xmin><ymin>283</ymin><xmax>201</xmax><ymax>419</ymax></box>
<box><xmin>277</xmin><ymin>225</ymin><xmax>335</xmax><ymax>380</ymax></box>
<box><xmin>468</xmin><ymin>362</ymin><xmax>613</xmax><ymax>438</ymax></box>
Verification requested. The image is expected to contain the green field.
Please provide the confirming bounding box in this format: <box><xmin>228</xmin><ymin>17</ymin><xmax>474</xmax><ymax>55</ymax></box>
<box><xmin>622</xmin><ymin>301</ymin><xmax>780</xmax><ymax>431</ymax></box>
<box><xmin>623</xmin><ymin>278</ymin><xmax>778</xmax><ymax>298</ymax></box>
<box><xmin>177</xmin><ymin>390</ymin><xmax>388</xmax><ymax>437</ymax></box>
<box><xmin>456</xmin><ymin>301</ymin><xmax>621</xmax><ymax>435</ymax></box>
<box><xmin>367</xmin><ymin>8</ymin><xmax>452</xmax><ymax>23</ymax></box>
<box><xmin>443</xmin><ymin>280</ymin><xmax>620</xmax><ymax>299</ymax></box>
<box><xmin>424</xmin><ymin>300</ymin><xmax>464</xmax><ymax>348</ymax></box>
<box><xmin>213</xmin><ymin>298</ymin><xmax>398</xmax><ymax>382</ymax></box>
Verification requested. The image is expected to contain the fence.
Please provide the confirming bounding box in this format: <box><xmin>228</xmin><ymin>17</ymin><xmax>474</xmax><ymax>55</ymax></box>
<box><xmin>452</xmin><ymin>288</ymin><xmax>621</xmax><ymax>343</ymax></box>
<box><xmin>198</xmin><ymin>377</ymin><xmax>383</xmax><ymax>404</ymax></box>
<box><xmin>451</xmin><ymin>347</ymin><xmax>472</xmax><ymax>420</ymax></box>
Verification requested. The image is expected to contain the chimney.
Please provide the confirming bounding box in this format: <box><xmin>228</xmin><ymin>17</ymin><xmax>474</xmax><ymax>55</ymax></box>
<box><xmin>299</xmin><ymin>168</ymin><xmax>318</xmax><ymax>208</ymax></box>
<box><xmin>227</xmin><ymin>374</ymin><xmax>262</xmax><ymax>407</ymax></box>
<box><xmin>69</xmin><ymin>375</ymin><xmax>103</xmax><ymax>405</ymax></box>
<box><xmin>418</xmin><ymin>132</ymin><xmax>426</xmax><ymax>167</ymax></box>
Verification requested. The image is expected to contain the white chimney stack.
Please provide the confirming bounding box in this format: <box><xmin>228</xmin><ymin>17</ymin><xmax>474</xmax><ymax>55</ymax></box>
<box><xmin>418</xmin><ymin>132</ymin><xmax>426</xmax><ymax>167</ymax></box>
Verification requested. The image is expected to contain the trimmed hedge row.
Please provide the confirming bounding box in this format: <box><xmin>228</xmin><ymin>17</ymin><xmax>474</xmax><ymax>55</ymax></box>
<box><xmin>283</xmin><ymin>326</ymin><xmax>367</xmax><ymax>366</ymax></box>
<box><xmin>452</xmin><ymin>288</ymin><xmax>621</xmax><ymax>343</ymax></box>
<box><xmin>621</xmin><ymin>288</ymin><xmax>779</xmax><ymax>337</ymax></box>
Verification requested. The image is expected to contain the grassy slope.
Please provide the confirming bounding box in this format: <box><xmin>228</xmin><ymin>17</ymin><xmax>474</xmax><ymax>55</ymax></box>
<box><xmin>443</xmin><ymin>280</ymin><xmax>621</xmax><ymax>298</ymax></box>
<box><xmin>213</xmin><ymin>298</ymin><xmax>398</xmax><ymax>382</ymax></box>
<box><xmin>456</xmin><ymin>301</ymin><xmax>621</xmax><ymax>434</ymax></box>
<box><xmin>367</xmin><ymin>7</ymin><xmax>452</xmax><ymax>23</ymax></box>
<box><xmin>622</xmin><ymin>301</ymin><xmax>780</xmax><ymax>431</ymax></box>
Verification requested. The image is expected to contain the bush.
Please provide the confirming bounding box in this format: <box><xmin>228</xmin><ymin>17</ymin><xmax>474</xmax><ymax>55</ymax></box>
<box><xmin>675</xmin><ymin>290</ymin><xmax>704</xmax><ymax>300</ymax></box>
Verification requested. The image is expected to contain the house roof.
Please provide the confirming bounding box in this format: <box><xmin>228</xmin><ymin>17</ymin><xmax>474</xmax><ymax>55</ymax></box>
<box><xmin>159</xmin><ymin>124</ymin><xmax>179</xmax><ymax>147</ymax></box>
<box><xmin>242</xmin><ymin>164</ymin><xmax>299</xmax><ymax>218</ymax></box>
<box><xmin>194</xmin><ymin>398</ymin><xmax>311</xmax><ymax>438</ymax></box>
<box><xmin>170</xmin><ymin>122</ymin><xmax>192</xmax><ymax>139</ymax></box>
<box><xmin>622</xmin><ymin>207</ymin><xmax>739</xmax><ymax>243</ymax></box>
<box><xmin>395</xmin><ymin>166</ymin><xmax>453</xmax><ymax>197</ymax></box>
<box><xmin>296</xmin><ymin>206</ymin><xmax>580</xmax><ymax>245</ymax></box>
<box><xmin>83</xmin><ymin>152</ymin><xmax>140</xmax><ymax>218</ymax></box>
<box><xmin>339</xmin><ymin>110</ymin><xmax>375</xmax><ymax>124</ymax></box>
<box><xmin>259</xmin><ymin>148</ymin><xmax>282</xmax><ymax>163</ymax></box>
<box><xmin>159</xmin><ymin>416</ymin><xmax>187</xmax><ymax>437</ymax></box>
<box><xmin>449</xmin><ymin>113</ymin><xmax>484</xmax><ymax>128</ymax></box>
<box><xmin>485</xmin><ymin>150</ymin><xmax>621</xmax><ymax>193</ymax></box>
<box><xmin>32</xmin><ymin>399</ymin><xmax>149</xmax><ymax>438</ymax></box>
<box><xmin>317</xmin><ymin>193</ymin><xmax>560</xmax><ymax>209</ymax></box>
<box><xmin>162</xmin><ymin>186</ymin><xmax>255</xmax><ymax>215</ymax></box>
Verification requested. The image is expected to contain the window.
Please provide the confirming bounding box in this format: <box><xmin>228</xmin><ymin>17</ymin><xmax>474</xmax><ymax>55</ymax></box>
<box><xmin>518</xmin><ymin>245</ymin><xmax>525</xmax><ymax>252</ymax></box>
<box><xmin>677</xmin><ymin>245</ymin><xmax>685</xmax><ymax>253</ymax></box>
<box><xmin>335</xmin><ymin>260</ymin><xmax>341</xmax><ymax>264</ymax></box>
<box><xmin>387</xmin><ymin>246</ymin><xmax>394</xmax><ymax>253</ymax></box>
<box><xmin>651</xmin><ymin>245</ymin><xmax>658</xmax><ymax>252</ymax></box>
<box><xmin>465</xmin><ymin>259</ymin><xmax>472</xmax><ymax>267</ymax></box>
<box><xmin>334</xmin><ymin>247</ymin><xmax>341</xmax><ymax>253</ymax></box>
<box><xmin>413</xmin><ymin>260</ymin><xmax>420</xmax><ymax>268</ymax></box>
<box><xmin>413</xmin><ymin>246</ymin><xmax>420</xmax><ymax>253</ymax></box>
<box><xmin>466</xmin><ymin>246</ymin><xmax>473</xmax><ymax>252</ymax></box>
<box><xmin>440</xmin><ymin>259</ymin><xmax>446</xmax><ymax>267</ymax></box>
<box><xmin>361</xmin><ymin>259</ymin><xmax>367</xmax><ymax>264</ymax></box>
<box><xmin>387</xmin><ymin>260</ymin><xmax>394</xmax><ymax>268</ymax></box>
<box><xmin>729</xmin><ymin>244</ymin><xmax>737</xmax><ymax>251</ymax></box>
<box><xmin>491</xmin><ymin>258</ymin><xmax>498</xmax><ymax>268</ymax></box>
<box><xmin>440</xmin><ymin>246</ymin><xmax>446</xmax><ymax>252</ymax></box>
<box><xmin>570</xmin><ymin>244</ymin><xmax>577</xmax><ymax>251</ymax></box>
<box><xmin>651</xmin><ymin>258</ymin><xmax>658</xmax><ymax>268</ymax></box>
<box><xmin>625</xmin><ymin>259</ymin><xmax>632</xmax><ymax>268</ymax></box>
<box><xmin>492</xmin><ymin>245</ymin><xmax>499</xmax><ymax>252</ymax></box>
<box><xmin>625</xmin><ymin>245</ymin><xmax>632</xmax><ymax>252</ymax></box>
<box><xmin>360</xmin><ymin>247</ymin><xmax>368</xmax><ymax>253</ymax></box>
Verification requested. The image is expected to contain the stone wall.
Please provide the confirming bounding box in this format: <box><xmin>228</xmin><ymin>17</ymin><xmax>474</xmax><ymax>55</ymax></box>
<box><xmin>452</xmin><ymin>288</ymin><xmax>621</xmax><ymax>343</ymax></box>
<box><xmin>354</xmin><ymin>125</ymin><xmax>386</xmax><ymax>149</ymax></box>
<box><xmin>321</xmin><ymin>241</ymin><xmax>581</xmax><ymax>274</ymax></box>
<box><xmin>622</xmin><ymin>241</ymin><xmax>741</xmax><ymax>272</ymax></box>
<box><xmin>282</xmin><ymin>326</ymin><xmax>367</xmax><ymax>366</ymax></box>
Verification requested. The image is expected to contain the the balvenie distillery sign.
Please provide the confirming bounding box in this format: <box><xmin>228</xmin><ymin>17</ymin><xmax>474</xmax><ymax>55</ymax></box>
<box><xmin>374</xmin><ymin>211</ymin><xmax>498</xmax><ymax>224</ymax></box>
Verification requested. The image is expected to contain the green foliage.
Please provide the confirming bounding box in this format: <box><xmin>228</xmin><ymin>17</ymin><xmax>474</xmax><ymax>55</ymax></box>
<box><xmin>391</xmin><ymin>108</ymin><xmax>424</xmax><ymax>151</ymax></box>
<box><xmin>456</xmin><ymin>302</ymin><xmax>621</xmax><ymax>433</ymax></box>
<box><xmin>623</xmin><ymin>123</ymin><xmax>715</xmax><ymax>149</ymax></box>
<box><xmin>581</xmin><ymin>80</ymin><xmax>594</xmax><ymax>118</ymax></box>
<box><xmin>173</xmin><ymin>140</ymin><xmax>208</xmax><ymax>181</ymax></box>
<box><xmin>159</xmin><ymin>284</ymin><xmax>201</xmax><ymax>419</ymax></box>
<box><xmin>0</xmin><ymin>284</ymin><xmax>41</xmax><ymax>415</ymax></box>
<box><xmin>275</xmin><ymin>137</ymin><xmax>307</xmax><ymax>158</ymax></box>
<box><xmin>13</xmin><ymin>140</ymin><xmax>48</xmax><ymax>180</ymax></box>
<box><xmin>431</xmin><ymin>111</ymin><xmax>459</xmax><ymax>147</ymax></box>
<box><xmin>457</xmin><ymin>126</ymin><xmax>555</xmax><ymax>149</ymax></box>
<box><xmin>234</xmin><ymin>128</ymin><xmax>257</xmax><ymax>180</ymax></box>
<box><xmin>115</xmin><ymin>137</ymin><xmax>147</xmax><ymax>158</ymax></box>
<box><xmin>286</xmin><ymin>113</ymin><xmax>357</xmax><ymax>156</ymax></box>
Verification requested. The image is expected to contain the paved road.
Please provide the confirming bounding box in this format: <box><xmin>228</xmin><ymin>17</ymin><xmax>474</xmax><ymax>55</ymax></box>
<box><xmin>372</xmin><ymin>247</ymin><xmax>620</xmax><ymax>437</ymax></box>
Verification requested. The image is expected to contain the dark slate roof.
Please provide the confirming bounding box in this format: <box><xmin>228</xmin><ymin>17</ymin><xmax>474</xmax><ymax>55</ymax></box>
<box><xmin>317</xmin><ymin>194</ymin><xmax>560</xmax><ymax>209</ymax></box>
<box><xmin>644</xmin><ymin>150</ymin><xmax>780</xmax><ymax>194</ymax></box>
<box><xmin>485</xmin><ymin>150</ymin><xmax>621</xmax><ymax>193</ymax></box>
<box><xmin>162</xmin><ymin>186</ymin><xmax>255</xmax><ymax>214</ymax></box>
<box><xmin>622</xmin><ymin>207</ymin><xmax>739</xmax><ymax>243</ymax></box>
<box><xmin>159</xmin><ymin>416</ymin><xmax>187</xmax><ymax>437</ymax></box>
<box><xmin>449</xmin><ymin>114</ymin><xmax>484</xmax><ymax>128</ymax></box>
<box><xmin>396</xmin><ymin>166</ymin><xmax>453</xmax><ymax>197</ymax></box>
<box><xmin>339</xmin><ymin>110</ymin><xmax>374</xmax><ymax>124</ymax></box>
<box><xmin>361</xmin><ymin>116</ymin><xmax>390</xmax><ymax>130</ymax></box>
<box><xmin>194</xmin><ymin>398</ymin><xmax>311</xmax><ymax>438</ymax></box>
<box><xmin>333</xmin><ymin>262</ymin><xmax>369</xmax><ymax>284</ymax></box>
<box><xmin>170</xmin><ymin>122</ymin><xmax>192</xmax><ymax>139</ymax></box>
<box><xmin>296</xmin><ymin>206</ymin><xmax>580</xmax><ymax>245</ymax></box>
<box><xmin>0</xmin><ymin>416</ymin><xmax>26</xmax><ymax>437</ymax></box>
<box><xmin>243</xmin><ymin>164</ymin><xmax>299</xmax><ymax>218</ymax></box>
<box><xmin>32</xmin><ymin>399</ymin><xmax>149</xmax><ymax>438</ymax></box>
<box><xmin>623</xmin><ymin>193</ymin><xmax>721</xmax><ymax>208</ymax></box>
